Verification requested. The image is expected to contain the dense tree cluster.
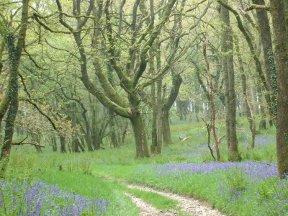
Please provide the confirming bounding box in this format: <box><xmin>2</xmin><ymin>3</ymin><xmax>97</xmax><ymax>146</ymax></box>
<box><xmin>0</xmin><ymin>0</ymin><xmax>287</xmax><ymax>178</ymax></box>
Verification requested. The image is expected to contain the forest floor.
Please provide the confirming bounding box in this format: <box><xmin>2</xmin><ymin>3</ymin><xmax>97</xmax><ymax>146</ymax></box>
<box><xmin>3</xmin><ymin>120</ymin><xmax>281</xmax><ymax>216</ymax></box>
<box><xmin>126</xmin><ymin>184</ymin><xmax>225</xmax><ymax>216</ymax></box>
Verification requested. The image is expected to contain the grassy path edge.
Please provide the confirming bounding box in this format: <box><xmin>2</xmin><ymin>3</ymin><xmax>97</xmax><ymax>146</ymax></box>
<box><xmin>127</xmin><ymin>184</ymin><xmax>225</xmax><ymax>216</ymax></box>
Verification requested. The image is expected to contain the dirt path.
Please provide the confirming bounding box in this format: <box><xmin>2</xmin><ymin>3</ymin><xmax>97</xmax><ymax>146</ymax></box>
<box><xmin>126</xmin><ymin>184</ymin><xmax>225</xmax><ymax>216</ymax></box>
<box><xmin>125</xmin><ymin>192</ymin><xmax>177</xmax><ymax>216</ymax></box>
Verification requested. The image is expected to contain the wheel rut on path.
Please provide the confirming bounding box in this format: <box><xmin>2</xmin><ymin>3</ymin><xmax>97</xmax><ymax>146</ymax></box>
<box><xmin>126</xmin><ymin>184</ymin><xmax>225</xmax><ymax>216</ymax></box>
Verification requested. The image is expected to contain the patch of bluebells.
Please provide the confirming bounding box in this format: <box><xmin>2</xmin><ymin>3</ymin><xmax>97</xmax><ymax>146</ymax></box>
<box><xmin>220</xmin><ymin>170</ymin><xmax>288</xmax><ymax>215</ymax></box>
<box><xmin>261</xmin><ymin>178</ymin><xmax>288</xmax><ymax>215</ymax></box>
<box><xmin>255</xmin><ymin>135</ymin><xmax>275</xmax><ymax>147</ymax></box>
<box><xmin>139</xmin><ymin>160</ymin><xmax>278</xmax><ymax>180</ymax></box>
<box><xmin>138</xmin><ymin>161</ymin><xmax>288</xmax><ymax>215</ymax></box>
<box><xmin>0</xmin><ymin>179</ymin><xmax>108</xmax><ymax>216</ymax></box>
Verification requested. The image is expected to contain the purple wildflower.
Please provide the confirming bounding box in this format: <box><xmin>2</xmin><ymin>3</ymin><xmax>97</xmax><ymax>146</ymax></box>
<box><xmin>0</xmin><ymin>179</ymin><xmax>108</xmax><ymax>216</ymax></box>
<box><xmin>140</xmin><ymin>160</ymin><xmax>278</xmax><ymax>179</ymax></box>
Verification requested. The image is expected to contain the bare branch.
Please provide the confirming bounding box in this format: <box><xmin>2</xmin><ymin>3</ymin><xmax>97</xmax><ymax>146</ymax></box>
<box><xmin>23</xmin><ymin>47</ymin><xmax>47</xmax><ymax>70</ymax></box>
<box><xmin>32</xmin><ymin>13</ymin><xmax>72</xmax><ymax>34</ymax></box>
<box><xmin>55</xmin><ymin>0</ymin><xmax>74</xmax><ymax>32</ymax></box>
<box><xmin>185</xmin><ymin>0</ymin><xmax>207</xmax><ymax>13</ymax></box>
<box><xmin>18</xmin><ymin>73</ymin><xmax>58</xmax><ymax>131</ymax></box>
<box><xmin>245</xmin><ymin>4</ymin><xmax>270</xmax><ymax>12</ymax></box>
<box><xmin>12</xmin><ymin>141</ymin><xmax>44</xmax><ymax>147</ymax></box>
<box><xmin>78</xmin><ymin>0</ymin><xmax>94</xmax><ymax>29</ymax></box>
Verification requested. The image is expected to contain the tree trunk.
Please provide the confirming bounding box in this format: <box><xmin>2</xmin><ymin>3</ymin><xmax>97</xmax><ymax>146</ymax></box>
<box><xmin>242</xmin><ymin>76</ymin><xmax>256</xmax><ymax>148</ymax></box>
<box><xmin>0</xmin><ymin>96</ymin><xmax>9</xmax><ymax>136</ymax></box>
<box><xmin>130</xmin><ymin>114</ymin><xmax>150</xmax><ymax>158</ymax></box>
<box><xmin>121</xmin><ymin>121</ymin><xmax>128</xmax><ymax>145</ymax></box>
<box><xmin>32</xmin><ymin>134</ymin><xmax>42</xmax><ymax>153</ymax></box>
<box><xmin>253</xmin><ymin>0</ymin><xmax>277</xmax><ymax>120</ymax></box>
<box><xmin>72</xmin><ymin>137</ymin><xmax>80</xmax><ymax>152</ymax></box>
<box><xmin>258</xmin><ymin>86</ymin><xmax>267</xmax><ymax>130</ymax></box>
<box><xmin>0</xmin><ymin>0</ymin><xmax>29</xmax><ymax>178</ymax></box>
<box><xmin>151</xmin><ymin>82</ymin><xmax>158</xmax><ymax>153</ymax></box>
<box><xmin>51</xmin><ymin>136</ymin><xmax>57</xmax><ymax>152</ymax></box>
<box><xmin>1</xmin><ymin>93</ymin><xmax>18</xmax><ymax>176</ymax></box>
<box><xmin>91</xmin><ymin>107</ymin><xmax>100</xmax><ymax>150</ymax></box>
<box><xmin>218</xmin><ymin>0</ymin><xmax>274</xmax><ymax>124</ymax></box>
<box><xmin>195</xmin><ymin>102</ymin><xmax>200</xmax><ymax>122</ymax></box>
<box><xmin>162</xmin><ymin>72</ymin><xmax>182</xmax><ymax>144</ymax></box>
<box><xmin>60</xmin><ymin>136</ymin><xmax>66</xmax><ymax>153</ymax></box>
<box><xmin>249</xmin><ymin>86</ymin><xmax>258</xmax><ymax>115</ymax></box>
<box><xmin>236</xmin><ymin>37</ymin><xmax>256</xmax><ymax>148</ymax></box>
<box><xmin>162</xmin><ymin>111</ymin><xmax>172</xmax><ymax>144</ymax></box>
<box><xmin>220</xmin><ymin>1</ymin><xmax>241</xmax><ymax>161</ymax></box>
<box><xmin>270</xmin><ymin>0</ymin><xmax>288</xmax><ymax>178</ymax></box>
<box><xmin>156</xmin><ymin>79</ymin><xmax>163</xmax><ymax>153</ymax></box>
<box><xmin>109</xmin><ymin>109</ymin><xmax>119</xmax><ymax>148</ymax></box>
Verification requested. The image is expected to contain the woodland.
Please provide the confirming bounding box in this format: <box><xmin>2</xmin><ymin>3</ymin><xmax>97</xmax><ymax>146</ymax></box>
<box><xmin>0</xmin><ymin>0</ymin><xmax>288</xmax><ymax>215</ymax></box>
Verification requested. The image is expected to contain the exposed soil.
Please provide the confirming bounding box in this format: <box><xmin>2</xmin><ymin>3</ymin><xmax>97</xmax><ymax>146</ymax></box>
<box><xmin>125</xmin><ymin>192</ymin><xmax>177</xmax><ymax>216</ymax></box>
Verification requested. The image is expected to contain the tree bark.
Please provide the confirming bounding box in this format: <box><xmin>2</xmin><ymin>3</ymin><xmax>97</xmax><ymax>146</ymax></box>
<box><xmin>72</xmin><ymin>137</ymin><xmax>80</xmax><ymax>153</ymax></box>
<box><xmin>220</xmin><ymin>0</ymin><xmax>241</xmax><ymax>161</ymax></box>
<box><xmin>258</xmin><ymin>86</ymin><xmax>267</xmax><ymax>130</ymax></box>
<box><xmin>253</xmin><ymin>0</ymin><xmax>277</xmax><ymax>120</ymax></box>
<box><xmin>130</xmin><ymin>114</ymin><xmax>150</xmax><ymax>158</ymax></box>
<box><xmin>162</xmin><ymin>111</ymin><xmax>172</xmax><ymax>145</ymax></box>
<box><xmin>0</xmin><ymin>96</ymin><xmax>9</xmax><ymax>131</ymax></box>
<box><xmin>151</xmin><ymin>82</ymin><xmax>158</xmax><ymax>153</ymax></box>
<box><xmin>156</xmin><ymin>79</ymin><xmax>163</xmax><ymax>153</ymax></box>
<box><xmin>235</xmin><ymin>36</ymin><xmax>256</xmax><ymax>148</ymax></box>
<box><xmin>0</xmin><ymin>0</ymin><xmax>29</xmax><ymax>177</ymax></box>
<box><xmin>270</xmin><ymin>0</ymin><xmax>288</xmax><ymax>178</ymax></box>
<box><xmin>109</xmin><ymin>109</ymin><xmax>119</xmax><ymax>148</ymax></box>
<box><xmin>60</xmin><ymin>136</ymin><xmax>66</xmax><ymax>153</ymax></box>
<box><xmin>150</xmin><ymin>45</ymin><xmax>158</xmax><ymax>153</ymax></box>
<box><xmin>162</xmin><ymin>73</ymin><xmax>182</xmax><ymax>144</ymax></box>
<box><xmin>51</xmin><ymin>136</ymin><xmax>57</xmax><ymax>152</ymax></box>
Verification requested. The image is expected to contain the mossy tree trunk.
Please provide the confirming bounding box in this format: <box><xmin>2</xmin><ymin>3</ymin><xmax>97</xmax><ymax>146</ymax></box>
<box><xmin>235</xmin><ymin>36</ymin><xmax>256</xmax><ymax>148</ymax></box>
<box><xmin>0</xmin><ymin>0</ymin><xmax>29</xmax><ymax>178</ymax></box>
<box><xmin>270</xmin><ymin>0</ymin><xmax>288</xmax><ymax>178</ymax></box>
<box><xmin>219</xmin><ymin>0</ymin><xmax>241</xmax><ymax>161</ymax></box>
<box><xmin>151</xmin><ymin>82</ymin><xmax>158</xmax><ymax>153</ymax></box>
<box><xmin>253</xmin><ymin>0</ymin><xmax>277</xmax><ymax>123</ymax></box>
<box><xmin>219</xmin><ymin>0</ymin><xmax>275</xmax><ymax>127</ymax></box>
<box><xmin>162</xmin><ymin>111</ymin><xmax>172</xmax><ymax>145</ymax></box>
<box><xmin>1</xmin><ymin>34</ymin><xmax>19</xmax><ymax>174</ymax></box>
<box><xmin>130</xmin><ymin>113</ymin><xmax>149</xmax><ymax>158</ymax></box>
<box><xmin>162</xmin><ymin>73</ymin><xmax>182</xmax><ymax>145</ymax></box>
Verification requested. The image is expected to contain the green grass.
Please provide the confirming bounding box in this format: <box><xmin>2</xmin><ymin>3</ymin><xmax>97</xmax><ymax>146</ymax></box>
<box><xmin>38</xmin><ymin>170</ymin><xmax>139</xmax><ymax>216</ymax></box>
<box><xmin>124</xmin><ymin>168</ymin><xmax>287</xmax><ymax>216</ymax></box>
